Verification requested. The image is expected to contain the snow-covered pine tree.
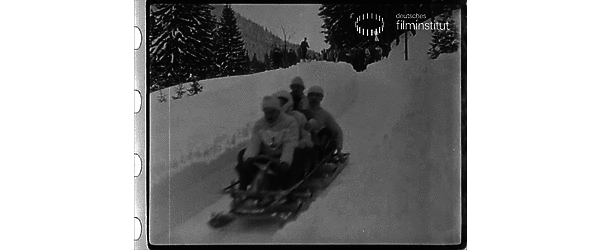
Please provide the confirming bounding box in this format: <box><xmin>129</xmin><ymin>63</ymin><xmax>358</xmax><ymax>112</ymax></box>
<box><xmin>251</xmin><ymin>53</ymin><xmax>260</xmax><ymax>73</ymax></box>
<box><xmin>149</xmin><ymin>62</ymin><xmax>170</xmax><ymax>92</ymax></box>
<box><xmin>428</xmin><ymin>9</ymin><xmax>459</xmax><ymax>59</ymax></box>
<box><xmin>187</xmin><ymin>80</ymin><xmax>203</xmax><ymax>96</ymax></box>
<box><xmin>319</xmin><ymin>4</ymin><xmax>370</xmax><ymax>54</ymax></box>
<box><xmin>150</xmin><ymin>4</ymin><xmax>218</xmax><ymax>90</ymax></box>
<box><xmin>263</xmin><ymin>52</ymin><xmax>272</xmax><ymax>71</ymax></box>
<box><xmin>157</xmin><ymin>89</ymin><xmax>167</xmax><ymax>103</ymax></box>
<box><xmin>149</xmin><ymin>5</ymin><xmax>170</xmax><ymax>91</ymax></box>
<box><xmin>215</xmin><ymin>4</ymin><xmax>249</xmax><ymax>77</ymax></box>
<box><xmin>243</xmin><ymin>50</ymin><xmax>251</xmax><ymax>74</ymax></box>
<box><xmin>172</xmin><ymin>83</ymin><xmax>185</xmax><ymax>100</ymax></box>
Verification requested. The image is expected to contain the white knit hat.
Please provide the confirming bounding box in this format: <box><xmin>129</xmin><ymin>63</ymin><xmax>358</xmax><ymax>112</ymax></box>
<box><xmin>290</xmin><ymin>76</ymin><xmax>305</xmax><ymax>88</ymax></box>
<box><xmin>273</xmin><ymin>90</ymin><xmax>292</xmax><ymax>102</ymax></box>
<box><xmin>261</xmin><ymin>95</ymin><xmax>281</xmax><ymax>111</ymax></box>
<box><xmin>307</xmin><ymin>85</ymin><xmax>324</xmax><ymax>95</ymax></box>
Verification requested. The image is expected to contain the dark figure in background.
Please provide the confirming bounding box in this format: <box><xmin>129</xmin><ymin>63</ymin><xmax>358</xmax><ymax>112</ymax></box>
<box><xmin>355</xmin><ymin>48</ymin><xmax>366</xmax><ymax>72</ymax></box>
<box><xmin>340</xmin><ymin>50</ymin><xmax>345</xmax><ymax>62</ymax></box>
<box><xmin>348</xmin><ymin>48</ymin><xmax>363</xmax><ymax>72</ymax></box>
<box><xmin>329</xmin><ymin>49</ymin><xmax>337</xmax><ymax>62</ymax></box>
<box><xmin>300</xmin><ymin>37</ymin><xmax>310</xmax><ymax>62</ymax></box>
<box><xmin>288</xmin><ymin>49</ymin><xmax>297</xmax><ymax>66</ymax></box>
<box><xmin>382</xmin><ymin>44</ymin><xmax>391</xmax><ymax>59</ymax></box>
<box><xmin>272</xmin><ymin>48</ymin><xmax>283</xmax><ymax>69</ymax></box>
<box><xmin>374</xmin><ymin>46</ymin><xmax>383</xmax><ymax>61</ymax></box>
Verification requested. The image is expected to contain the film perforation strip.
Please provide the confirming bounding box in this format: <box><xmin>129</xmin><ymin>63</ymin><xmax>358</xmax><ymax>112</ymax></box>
<box><xmin>134</xmin><ymin>0</ymin><xmax>146</xmax><ymax>248</ymax></box>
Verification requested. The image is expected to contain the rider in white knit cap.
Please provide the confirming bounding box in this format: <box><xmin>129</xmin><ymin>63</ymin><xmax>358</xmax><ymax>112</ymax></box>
<box><xmin>306</xmin><ymin>86</ymin><xmax>344</xmax><ymax>161</ymax></box>
<box><xmin>235</xmin><ymin>95</ymin><xmax>299</xmax><ymax>190</ymax></box>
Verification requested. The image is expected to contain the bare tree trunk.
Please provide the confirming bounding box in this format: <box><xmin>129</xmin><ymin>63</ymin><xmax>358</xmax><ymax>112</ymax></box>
<box><xmin>281</xmin><ymin>26</ymin><xmax>287</xmax><ymax>67</ymax></box>
<box><xmin>281</xmin><ymin>26</ymin><xmax>297</xmax><ymax>67</ymax></box>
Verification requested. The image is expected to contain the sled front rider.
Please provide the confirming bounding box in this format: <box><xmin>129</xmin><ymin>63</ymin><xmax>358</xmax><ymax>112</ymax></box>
<box><xmin>305</xmin><ymin>86</ymin><xmax>344</xmax><ymax>160</ymax></box>
<box><xmin>235</xmin><ymin>95</ymin><xmax>299</xmax><ymax>191</ymax></box>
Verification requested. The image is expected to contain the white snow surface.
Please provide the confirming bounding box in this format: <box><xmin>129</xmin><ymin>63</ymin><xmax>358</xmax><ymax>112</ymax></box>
<box><xmin>150</xmin><ymin>10</ymin><xmax>461</xmax><ymax>244</ymax></box>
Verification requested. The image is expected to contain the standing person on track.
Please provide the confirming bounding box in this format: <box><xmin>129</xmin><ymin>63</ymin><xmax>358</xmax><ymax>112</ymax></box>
<box><xmin>300</xmin><ymin>37</ymin><xmax>310</xmax><ymax>62</ymax></box>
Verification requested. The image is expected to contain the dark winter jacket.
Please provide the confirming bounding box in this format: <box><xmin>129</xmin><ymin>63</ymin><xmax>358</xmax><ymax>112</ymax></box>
<box><xmin>291</xmin><ymin>94</ymin><xmax>308</xmax><ymax>112</ymax></box>
<box><xmin>301</xmin><ymin>41</ymin><xmax>309</xmax><ymax>51</ymax></box>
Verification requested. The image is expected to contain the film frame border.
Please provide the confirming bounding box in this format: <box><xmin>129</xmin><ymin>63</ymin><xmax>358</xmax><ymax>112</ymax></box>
<box><xmin>134</xmin><ymin>0</ymin><xmax>147</xmax><ymax>248</ymax></box>
<box><xmin>134</xmin><ymin>1</ymin><xmax>467</xmax><ymax>248</ymax></box>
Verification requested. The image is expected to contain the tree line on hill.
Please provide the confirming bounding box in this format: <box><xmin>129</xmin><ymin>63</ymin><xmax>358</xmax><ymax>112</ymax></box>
<box><xmin>150</xmin><ymin>3</ymin><xmax>462</xmax><ymax>101</ymax></box>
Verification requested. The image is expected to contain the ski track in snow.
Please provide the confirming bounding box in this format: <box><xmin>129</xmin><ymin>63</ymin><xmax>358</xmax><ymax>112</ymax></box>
<box><xmin>150</xmin><ymin>10</ymin><xmax>462</xmax><ymax>244</ymax></box>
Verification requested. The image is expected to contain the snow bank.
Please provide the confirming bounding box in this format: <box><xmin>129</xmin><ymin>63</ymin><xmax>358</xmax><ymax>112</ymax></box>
<box><xmin>150</xmin><ymin>61</ymin><xmax>358</xmax><ymax>185</ymax></box>
<box><xmin>275</xmin><ymin>10</ymin><xmax>461</xmax><ymax>243</ymax></box>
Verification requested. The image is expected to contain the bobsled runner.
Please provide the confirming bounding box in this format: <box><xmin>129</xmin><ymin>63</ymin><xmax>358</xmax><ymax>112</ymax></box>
<box><xmin>208</xmin><ymin>145</ymin><xmax>349</xmax><ymax>229</ymax></box>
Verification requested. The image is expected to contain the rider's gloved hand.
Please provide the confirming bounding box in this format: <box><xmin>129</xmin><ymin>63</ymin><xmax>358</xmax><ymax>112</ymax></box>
<box><xmin>298</xmin><ymin>139</ymin><xmax>313</xmax><ymax>148</ymax></box>
<box><xmin>334</xmin><ymin>148</ymin><xmax>344</xmax><ymax>162</ymax></box>
<box><xmin>267</xmin><ymin>161</ymin><xmax>289</xmax><ymax>177</ymax></box>
<box><xmin>307</xmin><ymin>119</ymin><xmax>318</xmax><ymax>131</ymax></box>
<box><xmin>279</xmin><ymin>162</ymin><xmax>290</xmax><ymax>171</ymax></box>
<box><xmin>334</xmin><ymin>148</ymin><xmax>343</xmax><ymax>156</ymax></box>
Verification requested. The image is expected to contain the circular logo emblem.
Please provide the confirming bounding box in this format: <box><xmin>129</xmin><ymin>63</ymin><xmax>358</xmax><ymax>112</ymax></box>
<box><xmin>355</xmin><ymin>13</ymin><xmax>384</xmax><ymax>36</ymax></box>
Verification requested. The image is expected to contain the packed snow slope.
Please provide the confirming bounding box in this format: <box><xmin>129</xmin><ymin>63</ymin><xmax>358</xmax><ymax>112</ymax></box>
<box><xmin>150</xmin><ymin>59</ymin><xmax>357</xmax><ymax>186</ymax></box>
<box><xmin>149</xmin><ymin>10</ymin><xmax>461</xmax><ymax>244</ymax></box>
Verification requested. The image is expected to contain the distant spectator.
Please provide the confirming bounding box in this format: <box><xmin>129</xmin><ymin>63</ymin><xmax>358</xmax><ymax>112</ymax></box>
<box><xmin>375</xmin><ymin>46</ymin><xmax>382</xmax><ymax>61</ymax></box>
<box><xmin>300</xmin><ymin>37</ymin><xmax>310</xmax><ymax>62</ymax></box>
<box><xmin>272</xmin><ymin>48</ymin><xmax>283</xmax><ymax>69</ymax></box>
